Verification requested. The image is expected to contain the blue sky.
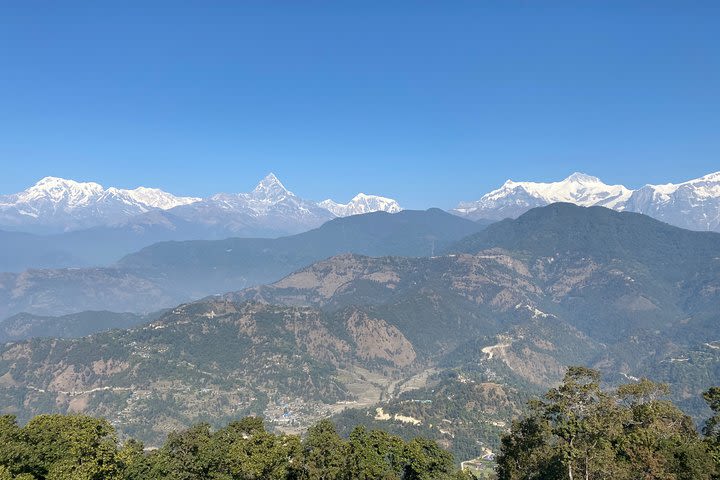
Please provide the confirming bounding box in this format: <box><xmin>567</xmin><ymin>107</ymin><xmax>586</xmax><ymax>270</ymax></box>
<box><xmin>1</xmin><ymin>2</ymin><xmax>718</xmax><ymax>208</ymax></box>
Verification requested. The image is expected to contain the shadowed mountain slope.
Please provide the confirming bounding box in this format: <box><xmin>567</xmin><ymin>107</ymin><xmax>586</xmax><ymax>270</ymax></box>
<box><xmin>0</xmin><ymin>310</ymin><xmax>160</xmax><ymax>343</ymax></box>
<box><xmin>0</xmin><ymin>209</ymin><xmax>486</xmax><ymax>318</ymax></box>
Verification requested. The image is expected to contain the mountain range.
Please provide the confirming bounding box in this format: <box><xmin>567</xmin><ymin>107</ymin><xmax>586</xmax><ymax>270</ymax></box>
<box><xmin>455</xmin><ymin>171</ymin><xmax>720</xmax><ymax>232</ymax></box>
<box><xmin>0</xmin><ymin>209</ymin><xmax>486</xmax><ymax>319</ymax></box>
<box><xmin>4</xmin><ymin>170</ymin><xmax>720</xmax><ymax>241</ymax></box>
<box><xmin>1</xmin><ymin>203</ymin><xmax>717</xmax><ymax>459</ymax></box>
<box><xmin>0</xmin><ymin>174</ymin><xmax>402</xmax><ymax>271</ymax></box>
<box><xmin>319</xmin><ymin>193</ymin><xmax>402</xmax><ymax>217</ymax></box>
<box><xmin>0</xmin><ymin>176</ymin><xmax>200</xmax><ymax>233</ymax></box>
<box><xmin>0</xmin><ymin>174</ymin><xmax>402</xmax><ymax>235</ymax></box>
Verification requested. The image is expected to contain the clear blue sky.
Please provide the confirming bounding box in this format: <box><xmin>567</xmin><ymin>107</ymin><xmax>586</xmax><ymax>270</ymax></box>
<box><xmin>1</xmin><ymin>2</ymin><xmax>718</xmax><ymax>208</ymax></box>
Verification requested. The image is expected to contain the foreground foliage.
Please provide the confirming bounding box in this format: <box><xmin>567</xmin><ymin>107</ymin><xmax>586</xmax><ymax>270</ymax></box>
<box><xmin>497</xmin><ymin>367</ymin><xmax>720</xmax><ymax>480</ymax></box>
<box><xmin>0</xmin><ymin>415</ymin><xmax>469</xmax><ymax>480</ymax></box>
<box><xmin>1</xmin><ymin>367</ymin><xmax>718</xmax><ymax>479</ymax></box>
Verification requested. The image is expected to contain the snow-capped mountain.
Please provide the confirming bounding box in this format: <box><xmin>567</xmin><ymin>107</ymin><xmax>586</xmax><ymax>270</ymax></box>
<box><xmin>0</xmin><ymin>176</ymin><xmax>200</xmax><ymax>233</ymax></box>
<box><xmin>319</xmin><ymin>193</ymin><xmax>402</xmax><ymax>217</ymax></box>
<box><xmin>212</xmin><ymin>173</ymin><xmax>326</xmax><ymax>219</ymax></box>
<box><xmin>454</xmin><ymin>173</ymin><xmax>632</xmax><ymax>221</ymax></box>
<box><xmin>624</xmin><ymin>172</ymin><xmax>720</xmax><ymax>232</ymax></box>
<box><xmin>454</xmin><ymin>171</ymin><xmax>720</xmax><ymax>232</ymax></box>
<box><xmin>168</xmin><ymin>173</ymin><xmax>336</xmax><ymax>236</ymax></box>
<box><xmin>0</xmin><ymin>173</ymin><xmax>401</xmax><ymax>237</ymax></box>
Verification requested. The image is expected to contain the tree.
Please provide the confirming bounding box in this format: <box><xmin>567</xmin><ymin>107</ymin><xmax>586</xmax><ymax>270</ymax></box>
<box><xmin>227</xmin><ymin>429</ymin><xmax>302</xmax><ymax>479</ymax></box>
<box><xmin>345</xmin><ymin>426</ymin><xmax>404</xmax><ymax>480</ymax></box>
<box><xmin>402</xmin><ymin>437</ymin><xmax>458</xmax><ymax>480</ymax></box>
<box><xmin>703</xmin><ymin>387</ymin><xmax>720</xmax><ymax>440</ymax></box>
<box><xmin>0</xmin><ymin>416</ymin><xmax>26</xmax><ymax>476</ymax></box>
<box><xmin>21</xmin><ymin>414</ymin><xmax>122</xmax><ymax>480</ymax></box>
<box><xmin>300</xmin><ymin>419</ymin><xmax>346</xmax><ymax>480</ymax></box>
<box><xmin>617</xmin><ymin>397</ymin><xmax>710</xmax><ymax>480</ymax></box>
<box><xmin>155</xmin><ymin>423</ymin><xmax>214</xmax><ymax>480</ymax></box>
<box><xmin>496</xmin><ymin>367</ymin><xmax>718</xmax><ymax>480</ymax></box>
<box><xmin>496</xmin><ymin>401</ymin><xmax>563</xmax><ymax>479</ymax></box>
<box><xmin>117</xmin><ymin>439</ymin><xmax>158</xmax><ymax>480</ymax></box>
<box><xmin>703</xmin><ymin>387</ymin><xmax>720</xmax><ymax>479</ymax></box>
<box><xmin>542</xmin><ymin>367</ymin><xmax>622</xmax><ymax>480</ymax></box>
<box><xmin>0</xmin><ymin>412</ymin><xmax>467</xmax><ymax>479</ymax></box>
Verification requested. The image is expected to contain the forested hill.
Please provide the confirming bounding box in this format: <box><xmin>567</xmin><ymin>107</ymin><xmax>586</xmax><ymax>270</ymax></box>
<box><xmin>448</xmin><ymin>202</ymin><xmax>720</xmax><ymax>264</ymax></box>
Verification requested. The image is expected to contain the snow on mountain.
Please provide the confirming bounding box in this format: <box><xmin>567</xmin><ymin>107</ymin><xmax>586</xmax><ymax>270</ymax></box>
<box><xmin>207</xmin><ymin>173</ymin><xmax>321</xmax><ymax>217</ymax></box>
<box><xmin>0</xmin><ymin>177</ymin><xmax>200</xmax><ymax>233</ymax></box>
<box><xmin>454</xmin><ymin>171</ymin><xmax>720</xmax><ymax>232</ymax></box>
<box><xmin>158</xmin><ymin>173</ymin><xmax>336</xmax><ymax>237</ymax></box>
<box><xmin>454</xmin><ymin>173</ymin><xmax>632</xmax><ymax>221</ymax></box>
<box><xmin>318</xmin><ymin>193</ymin><xmax>402</xmax><ymax>217</ymax></box>
<box><xmin>115</xmin><ymin>186</ymin><xmax>200</xmax><ymax>211</ymax></box>
<box><xmin>9</xmin><ymin>170</ymin><xmax>719</xmax><ymax>237</ymax></box>
<box><xmin>0</xmin><ymin>173</ymin><xmax>403</xmax><ymax>237</ymax></box>
<box><xmin>624</xmin><ymin>171</ymin><xmax>720</xmax><ymax>231</ymax></box>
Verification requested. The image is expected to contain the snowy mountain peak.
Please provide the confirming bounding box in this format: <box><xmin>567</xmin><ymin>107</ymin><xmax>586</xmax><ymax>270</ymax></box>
<box><xmin>319</xmin><ymin>193</ymin><xmax>402</xmax><ymax>217</ymax></box>
<box><xmin>565</xmin><ymin>172</ymin><xmax>602</xmax><ymax>183</ymax></box>
<box><xmin>698</xmin><ymin>171</ymin><xmax>720</xmax><ymax>182</ymax></box>
<box><xmin>17</xmin><ymin>176</ymin><xmax>200</xmax><ymax>210</ymax></box>
<box><xmin>25</xmin><ymin>177</ymin><xmax>105</xmax><ymax>203</ymax></box>
<box><xmin>649</xmin><ymin>171</ymin><xmax>719</xmax><ymax>185</ymax></box>
<box><xmin>455</xmin><ymin>172</ymin><xmax>632</xmax><ymax>220</ymax></box>
<box><xmin>625</xmin><ymin>171</ymin><xmax>720</xmax><ymax>231</ymax></box>
<box><xmin>251</xmin><ymin>173</ymin><xmax>292</xmax><ymax>200</ymax></box>
<box><xmin>108</xmin><ymin>186</ymin><xmax>200</xmax><ymax>210</ymax></box>
<box><xmin>33</xmin><ymin>176</ymin><xmax>102</xmax><ymax>189</ymax></box>
<box><xmin>351</xmin><ymin>193</ymin><xmax>372</xmax><ymax>201</ymax></box>
<box><xmin>455</xmin><ymin>170</ymin><xmax>720</xmax><ymax>232</ymax></box>
<box><xmin>0</xmin><ymin>177</ymin><xmax>200</xmax><ymax>232</ymax></box>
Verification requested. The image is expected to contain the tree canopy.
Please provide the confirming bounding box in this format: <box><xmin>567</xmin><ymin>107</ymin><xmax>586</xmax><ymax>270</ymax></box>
<box><xmin>497</xmin><ymin>367</ymin><xmax>719</xmax><ymax>480</ymax></box>
<box><xmin>0</xmin><ymin>414</ymin><xmax>469</xmax><ymax>480</ymax></box>
<box><xmin>0</xmin><ymin>368</ymin><xmax>717</xmax><ymax>480</ymax></box>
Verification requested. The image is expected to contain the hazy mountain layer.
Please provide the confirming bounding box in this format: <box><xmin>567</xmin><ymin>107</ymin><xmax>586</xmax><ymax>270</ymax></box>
<box><xmin>0</xmin><ymin>176</ymin><xmax>199</xmax><ymax>234</ymax></box>
<box><xmin>0</xmin><ymin>173</ymin><xmax>401</xmax><ymax>234</ymax></box>
<box><xmin>0</xmin><ymin>174</ymin><xmax>404</xmax><ymax>271</ymax></box>
<box><xmin>0</xmin><ymin>310</ymin><xmax>159</xmax><ymax>343</ymax></box>
<box><xmin>0</xmin><ymin>209</ymin><xmax>485</xmax><ymax>318</ymax></box>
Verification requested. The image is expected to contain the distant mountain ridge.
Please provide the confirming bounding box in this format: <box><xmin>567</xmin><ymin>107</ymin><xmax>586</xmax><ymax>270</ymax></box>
<box><xmin>0</xmin><ymin>176</ymin><xmax>200</xmax><ymax>233</ymax></box>
<box><xmin>0</xmin><ymin>310</ymin><xmax>158</xmax><ymax>343</ymax></box>
<box><xmin>454</xmin><ymin>171</ymin><xmax>720</xmax><ymax>232</ymax></box>
<box><xmin>319</xmin><ymin>193</ymin><xmax>402</xmax><ymax>217</ymax></box>
<box><xmin>0</xmin><ymin>209</ymin><xmax>485</xmax><ymax>318</ymax></box>
<box><xmin>163</xmin><ymin>173</ymin><xmax>336</xmax><ymax>238</ymax></box>
<box><xmin>0</xmin><ymin>174</ymin><xmax>403</xmax><ymax>271</ymax></box>
<box><xmin>625</xmin><ymin>171</ymin><xmax>720</xmax><ymax>231</ymax></box>
<box><xmin>6</xmin><ymin>170</ymin><xmax>720</xmax><ymax>237</ymax></box>
<box><xmin>0</xmin><ymin>173</ymin><xmax>402</xmax><ymax>235</ymax></box>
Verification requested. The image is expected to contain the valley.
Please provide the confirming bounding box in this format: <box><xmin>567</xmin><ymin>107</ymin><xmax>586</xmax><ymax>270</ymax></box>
<box><xmin>1</xmin><ymin>203</ymin><xmax>718</xmax><ymax>463</ymax></box>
